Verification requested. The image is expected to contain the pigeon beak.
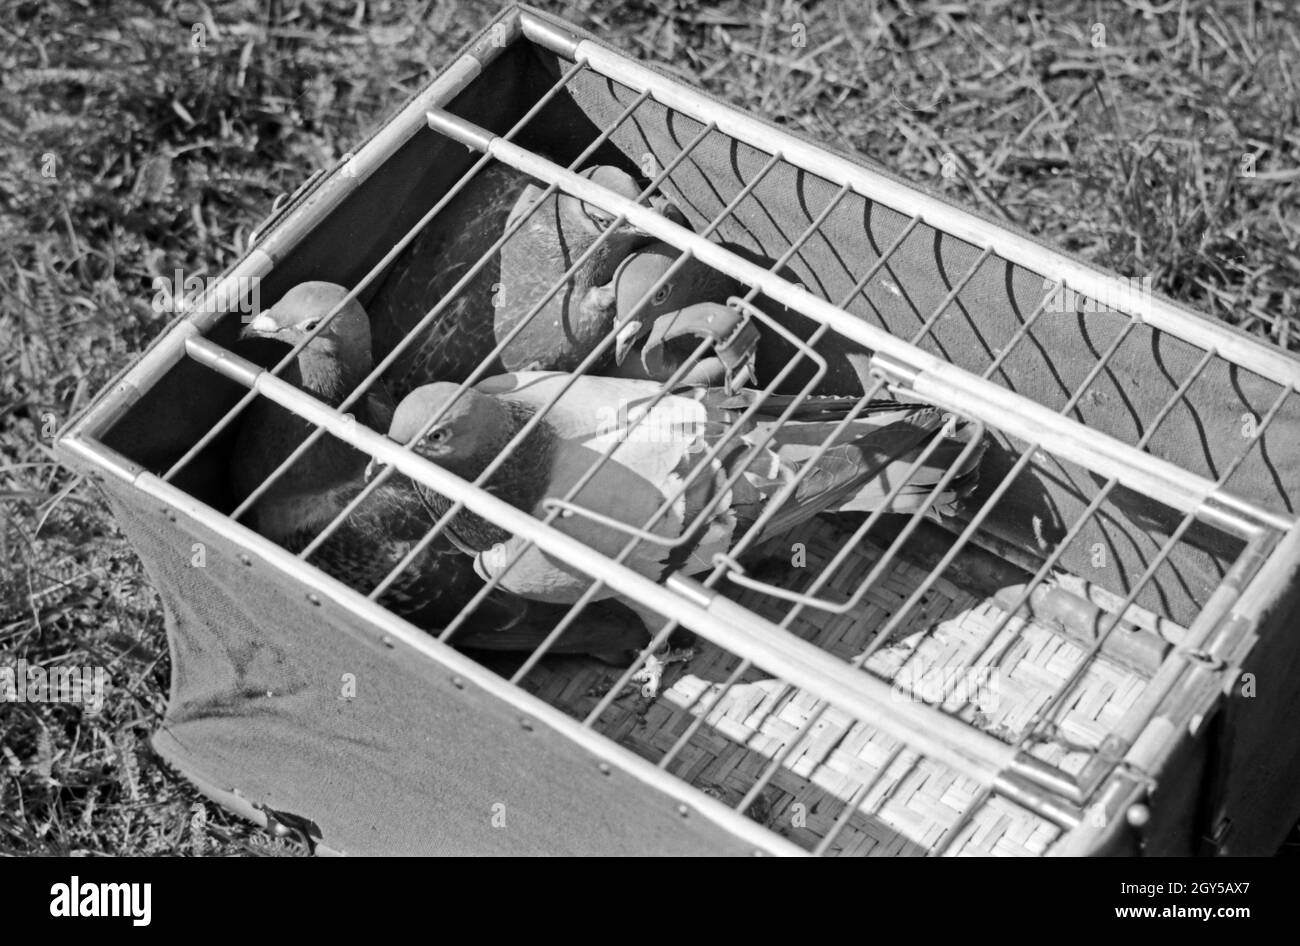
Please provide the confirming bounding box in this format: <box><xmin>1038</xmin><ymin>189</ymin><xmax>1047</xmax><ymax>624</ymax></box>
<box><xmin>239</xmin><ymin>312</ymin><xmax>279</xmax><ymax>340</ymax></box>
<box><xmin>363</xmin><ymin>457</ymin><xmax>383</xmax><ymax>483</ymax></box>
<box><xmin>614</xmin><ymin>320</ymin><xmax>642</xmax><ymax>365</ymax></box>
<box><xmin>650</xmin><ymin>194</ymin><xmax>688</xmax><ymax>228</ymax></box>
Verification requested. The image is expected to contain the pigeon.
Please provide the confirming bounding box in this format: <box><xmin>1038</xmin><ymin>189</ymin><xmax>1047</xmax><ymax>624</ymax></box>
<box><xmin>232</xmin><ymin>281</ymin><xmax>394</xmax><ymax>541</ymax></box>
<box><xmin>610</xmin><ymin>240</ymin><xmax>789</xmax><ymax>392</ymax></box>
<box><xmin>386</xmin><ymin>371</ymin><xmax>986</xmax><ymax>691</ymax></box>
<box><xmin>370</xmin><ymin>163</ymin><xmax>684</xmax><ymax>398</ymax></box>
<box><xmin>232</xmin><ymin>282</ymin><xmax>647</xmax><ymax>663</ymax></box>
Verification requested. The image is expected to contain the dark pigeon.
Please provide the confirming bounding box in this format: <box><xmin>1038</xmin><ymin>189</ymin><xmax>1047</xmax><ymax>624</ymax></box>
<box><xmin>369</xmin><ymin>164</ymin><xmax>683</xmax><ymax>398</ymax></box>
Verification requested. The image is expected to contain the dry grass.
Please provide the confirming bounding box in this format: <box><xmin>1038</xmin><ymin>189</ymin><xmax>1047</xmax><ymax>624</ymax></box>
<box><xmin>2</xmin><ymin>0</ymin><xmax>1297</xmax><ymax>855</ymax></box>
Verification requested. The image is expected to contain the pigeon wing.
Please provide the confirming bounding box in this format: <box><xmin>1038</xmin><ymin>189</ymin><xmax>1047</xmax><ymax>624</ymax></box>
<box><xmin>473</xmin><ymin>373</ymin><xmax>735</xmax><ymax>592</ymax></box>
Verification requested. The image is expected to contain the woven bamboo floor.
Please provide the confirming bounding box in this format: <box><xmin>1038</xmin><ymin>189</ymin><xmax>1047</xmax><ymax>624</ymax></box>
<box><xmin>519</xmin><ymin>516</ymin><xmax>1152</xmax><ymax>856</ymax></box>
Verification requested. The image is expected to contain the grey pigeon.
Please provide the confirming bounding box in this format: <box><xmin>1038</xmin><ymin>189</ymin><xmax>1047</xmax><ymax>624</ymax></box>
<box><xmin>386</xmin><ymin>371</ymin><xmax>986</xmax><ymax>690</ymax></box>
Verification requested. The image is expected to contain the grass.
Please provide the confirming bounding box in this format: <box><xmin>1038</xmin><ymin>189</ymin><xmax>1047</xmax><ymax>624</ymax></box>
<box><xmin>2</xmin><ymin>0</ymin><xmax>1297</xmax><ymax>855</ymax></box>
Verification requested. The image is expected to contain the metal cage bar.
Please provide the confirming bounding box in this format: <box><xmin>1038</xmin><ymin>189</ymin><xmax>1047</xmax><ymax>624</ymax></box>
<box><xmin>966</xmin><ymin>363</ymin><xmax>1287</xmax><ymax>732</ymax></box>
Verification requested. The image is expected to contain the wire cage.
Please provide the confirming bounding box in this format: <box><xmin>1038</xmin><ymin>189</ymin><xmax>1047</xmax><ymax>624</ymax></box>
<box><xmin>56</xmin><ymin>5</ymin><xmax>1300</xmax><ymax>856</ymax></box>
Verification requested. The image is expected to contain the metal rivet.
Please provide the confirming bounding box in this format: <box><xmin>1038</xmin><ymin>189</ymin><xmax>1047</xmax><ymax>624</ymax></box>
<box><xmin>451</xmin><ymin>676</ymin><xmax>465</xmax><ymax>690</ymax></box>
<box><xmin>238</xmin><ymin>554</ymin><xmax>252</xmax><ymax>566</ymax></box>
<box><xmin>306</xmin><ymin>593</ymin><xmax>321</xmax><ymax>606</ymax></box>
<box><xmin>676</xmin><ymin>804</ymin><xmax>690</xmax><ymax>818</ymax></box>
<box><xmin>1126</xmin><ymin>804</ymin><xmax>1151</xmax><ymax>828</ymax></box>
<box><xmin>270</xmin><ymin>822</ymin><xmax>292</xmax><ymax>838</ymax></box>
<box><xmin>598</xmin><ymin>762</ymin><xmax>612</xmax><ymax>776</ymax></box>
<box><xmin>519</xmin><ymin>717</ymin><xmax>534</xmax><ymax>732</ymax></box>
<box><xmin>751</xmin><ymin>849</ymin><xmax>764</xmax><ymax>857</ymax></box>
<box><xmin>380</xmin><ymin>635</ymin><xmax>395</xmax><ymax>648</ymax></box>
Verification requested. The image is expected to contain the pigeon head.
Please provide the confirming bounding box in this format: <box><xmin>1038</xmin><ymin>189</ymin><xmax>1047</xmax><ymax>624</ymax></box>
<box><xmin>610</xmin><ymin>243</ymin><xmax>745</xmax><ymax>365</ymax></box>
<box><xmin>611</xmin><ymin>242</ymin><xmax>682</xmax><ymax>362</ymax></box>
<box><xmin>383</xmin><ymin>383</ymin><xmax>552</xmax><ymax>550</ymax></box>
<box><xmin>240</xmin><ymin>282</ymin><xmax>372</xmax><ymax>360</ymax></box>
<box><xmin>386</xmin><ymin>383</ymin><xmax>505</xmax><ymax>472</ymax></box>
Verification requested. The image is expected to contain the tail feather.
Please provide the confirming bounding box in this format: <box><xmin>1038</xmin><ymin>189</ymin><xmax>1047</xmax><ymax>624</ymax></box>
<box><xmin>451</xmin><ymin>598</ymin><xmax>646</xmax><ymax>665</ymax></box>
<box><xmin>708</xmin><ymin>387</ymin><xmax>925</xmax><ymax>422</ymax></box>
<box><xmin>834</xmin><ymin>416</ymin><xmax>986</xmax><ymax>517</ymax></box>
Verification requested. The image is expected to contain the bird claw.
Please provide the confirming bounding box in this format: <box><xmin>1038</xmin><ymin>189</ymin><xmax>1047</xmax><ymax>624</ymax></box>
<box><xmin>636</xmin><ymin>302</ymin><xmax>761</xmax><ymax>390</ymax></box>
<box><xmin>630</xmin><ymin>646</ymin><xmax>696</xmax><ymax>698</ymax></box>
<box><xmin>631</xmin><ymin>657</ymin><xmax>664</xmax><ymax>699</ymax></box>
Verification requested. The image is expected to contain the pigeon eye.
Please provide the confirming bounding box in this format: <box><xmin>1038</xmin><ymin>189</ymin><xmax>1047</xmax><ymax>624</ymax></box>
<box><xmin>651</xmin><ymin>283</ymin><xmax>673</xmax><ymax>305</ymax></box>
<box><xmin>302</xmin><ymin>319</ymin><xmax>320</xmax><ymax>332</ymax></box>
<box><xmin>581</xmin><ymin>202</ymin><xmax>614</xmax><ymax>229</ymax></box>
<box><xmin>426</xmin><ymin>428</ymin><xmax>449</xmax><ymax>445</ymax></box>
